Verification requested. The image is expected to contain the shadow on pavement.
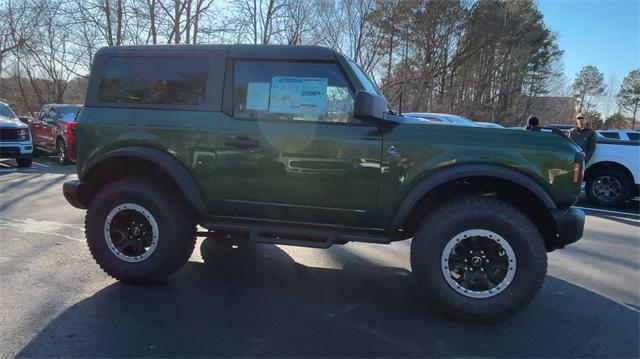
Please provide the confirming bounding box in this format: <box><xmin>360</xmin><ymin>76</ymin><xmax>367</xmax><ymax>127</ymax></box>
<box><xmin>0</xmin><ymin>157</ymin><xmax>77</xmax><ymax>176</ymax></box>
<box><xmin>591</xmin><ymin>213</ymin><xmax>640</xmax><ymax>227</ymax></box>
<box><xmin>18</xmin><ymin>237</ymin><xmax>640</xmax><ymax>358</ymax></box>
<box><xmin>576</xmin><ymin>195</ymin><xmax>640</xmax><ymax>215</ymax></box>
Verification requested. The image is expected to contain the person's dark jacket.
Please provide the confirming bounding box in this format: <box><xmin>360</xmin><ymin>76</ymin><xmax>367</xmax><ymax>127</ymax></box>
<box><xmin>568</xmin><ymin>127</ymin><xmax>597</xmax><ymax>162</ymax></box>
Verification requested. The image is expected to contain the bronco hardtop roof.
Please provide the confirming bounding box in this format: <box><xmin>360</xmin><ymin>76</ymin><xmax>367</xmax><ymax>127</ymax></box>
<box><xmin>95</xmin><ymin>44</ymin><xmax>339</xmax><ymax>61</ymax></box>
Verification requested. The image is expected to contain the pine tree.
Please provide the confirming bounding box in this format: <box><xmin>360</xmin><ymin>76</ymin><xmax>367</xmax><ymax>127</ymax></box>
<box><xmin>572</xmin><ymin>65</ymin><xmax>606</xmax><ymax>112</ymax></box>
<box><xmin>617</xmin><ymin>69</ymin><xmax>640</xmax><ymax>130</ymax></box>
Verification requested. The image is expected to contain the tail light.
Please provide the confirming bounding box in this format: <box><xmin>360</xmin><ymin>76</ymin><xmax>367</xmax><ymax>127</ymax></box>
<box><xmin>65</xmin><ymin>122</ymin><xmax>76</xmax><ymax>140</ymax></box>
<box><xmin>65</xmin><ymin>122</ymin><xmax>77</xmax><ymax>159</ymax></box>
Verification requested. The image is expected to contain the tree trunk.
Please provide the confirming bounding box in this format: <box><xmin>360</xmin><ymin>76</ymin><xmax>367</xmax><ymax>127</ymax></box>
<box><xmin>174</xmin><ymin>0</ymin><xmax>181</xmax><ymax>44</ymax></box>
<box><xmin>104</xmin><ymin>0</ymin><xmax>114</xmax><ymax>46</ymax></box>
<box><xmin>116</xmin><ymin>0</ymin><xmax>123</xmax><ymax>45</ymax></box>
<box><xmin>185</xmin><ymin>0</ymin><xmax>192</xmax><ymax>44</ymax></box>
<box><xmin>150</xmin><ymin>0</ymin><xmax>157</xmax><ymax>44</ymax></box>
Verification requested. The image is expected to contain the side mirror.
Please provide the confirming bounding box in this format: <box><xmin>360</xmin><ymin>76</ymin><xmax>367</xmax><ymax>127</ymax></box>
<box><xmin>353</xmin><ymin>90</ymin><xmax>387</xmax><ymax>122</ymax></box>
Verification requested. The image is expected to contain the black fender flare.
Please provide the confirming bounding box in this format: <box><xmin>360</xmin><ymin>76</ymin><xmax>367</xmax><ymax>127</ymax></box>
<box><xmin>391</xmin><ymin>164</ymin><xmax>556</xmax><ymax>228</ymax></box>
<box><xmin>81</xmin><ymin>146</ymin><xmax>208</xmax><ymax>215</ymax></box>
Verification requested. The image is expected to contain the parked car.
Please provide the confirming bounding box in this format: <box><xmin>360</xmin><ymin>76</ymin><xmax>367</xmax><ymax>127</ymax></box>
<box><xmin>30</xmin><ymin>104</ymin><xmax>82</xmax><ymax>164</ymax></box>
<box><xmin>475</xmin><ymin>121</ymin><xmax>504</xmax><ymax>128</ymax></box>
<box><xmin>584</xmin><ymin>133</ymin><xmax>640</xmax><ymax>206</ymax></box>
<box><xmin>546</xmin><ymin>124</ymin><xmax>574</xmax><ymax>130</ymax></box>
<box><xmin>597</xmin><ymin>129</ymin><xmax>639</xmax><ymax>141</ymax></box>
<box><xmin>0</xmin><ymin>101</ymin><xmax>33</xmax><ymax>167</ymax></box>
<box><xmin>544</xmin><ymin>124</ymin><xmax>574</xmax><ymax>135</ymax></box>
<box><xmin>403</xmin><ymin>112</ymin><xmax>480</xmax><ymax>127</ymax></box>
<box><xmin>63</xmin><ymin>44</ymin><xmax>585</xmax><ymax>321</ymax></box>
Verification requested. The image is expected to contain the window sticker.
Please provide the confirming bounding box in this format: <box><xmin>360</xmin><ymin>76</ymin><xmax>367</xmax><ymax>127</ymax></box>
<box><xmin>269</xmin><ymin>77</ymin><xmax>328</xmax><ymax>116</ymax></box>
<box><xmin>246</xmin><ymin>82</ymin><xmax>271</xmax><ymax>111</ymax></box>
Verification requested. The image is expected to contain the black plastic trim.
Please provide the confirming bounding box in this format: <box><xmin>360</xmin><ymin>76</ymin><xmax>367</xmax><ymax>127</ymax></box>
<box><xmin>549</xmin><ymin>207</ymin><xmax>585</xmax><ymax>249</ymax></box>
<box><xmin>199</xmin><ymin>217</ymin><xmax>391</xmax><ymax>248</ymax></box>
<box><xmin>81</xmin><ymin>146</ymin><xmax>208</xmax><ymax>215</ymax></box>
<box><xmin>63</xmin><ymin>180</ymin><xmax>89</xmax><ymax>209</ymax></box>
<box><xmin>392</xmin><ymin>164</ymin><xmax>557</xmax><ymax>228</ymax></box>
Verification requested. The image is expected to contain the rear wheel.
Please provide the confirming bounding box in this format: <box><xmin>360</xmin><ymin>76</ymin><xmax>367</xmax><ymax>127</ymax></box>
<box><xmin>85</xmin><ymin>177</ymin><xmax>196</xmax><ymax>284</ymax></box>
<box><xmin>57</xmin><ymin>138</ymin><xmax>71</xmax><ymax>165</ymax></box>
<box><xmin>585</xmin><ymin>167</ymin><xmax>632</xmax><ymax>207</ymax></box>
<box><xmin>411</xmin><ymin>195</ymin><xmax>547</xmax><ymax>321</ymax></box>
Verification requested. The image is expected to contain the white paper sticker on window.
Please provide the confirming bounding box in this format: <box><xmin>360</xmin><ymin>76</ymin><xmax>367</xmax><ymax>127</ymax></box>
<box><xmin>246</xmin><ymin>82</ymin><xmax>270</xmax><ymax>111</ymax></box>
<box><xmin>269</xmin><ymin>77</ymin><xmax>328</xmax><ymax>116</ymax></box>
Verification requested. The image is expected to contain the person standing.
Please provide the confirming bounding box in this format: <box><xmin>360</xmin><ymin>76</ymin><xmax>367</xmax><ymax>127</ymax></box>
<box><xmin>568</xmin><ymin>112</ymin><xmax>597</xmax><ymax>162</ymax></box>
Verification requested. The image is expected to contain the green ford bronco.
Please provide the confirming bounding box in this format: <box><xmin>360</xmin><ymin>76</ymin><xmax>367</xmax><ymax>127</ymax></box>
<box><xmin>64</xmin><ymin>45</ymin><xmax>585</xmax><ymax>320</ymax></box>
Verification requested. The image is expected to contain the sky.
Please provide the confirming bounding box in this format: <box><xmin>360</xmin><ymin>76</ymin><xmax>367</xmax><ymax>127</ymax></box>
<box><xmin>537</xmin><ymin>0</ymin><xmax>640</xmax><ymax>87</ymax></box>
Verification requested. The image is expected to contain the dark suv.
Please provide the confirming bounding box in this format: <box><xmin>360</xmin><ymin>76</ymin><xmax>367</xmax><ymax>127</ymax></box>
<box><xmin>63</xmin><ymin>45</ymin><xmax>585</xmax><ymax>320</ymax></box>
<box><xmin>30</xmin><ymin>104</ymin><xmax>82</xmax><ymax>164</ymax></box>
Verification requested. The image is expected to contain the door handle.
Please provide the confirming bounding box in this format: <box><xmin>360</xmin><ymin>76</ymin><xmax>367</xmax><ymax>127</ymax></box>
<box><xmin>224</xmin><ymin>136</ymin><xmax>259</xmax><ymax>149</ymax></box>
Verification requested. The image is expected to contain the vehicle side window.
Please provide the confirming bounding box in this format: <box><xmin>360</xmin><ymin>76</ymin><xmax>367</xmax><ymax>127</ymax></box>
<box><xmin>98</xmin><ymin>56</ymin><xmax>209</xmax><ymax>106</ymax></box>
<box><xmin>600</xmin><ymin>132</ymin><xmax>620</xmax><ymax>139</ymax></box>
<box><xmin>233</xmin><ymin>61</ymin><xmax>356</xmax><ymax>123</ymax></box>
<box><xmin>626</xmin><ymin>132</ymin><xmax>639</xmax><ymax>141</ymax></box>
<box><xmin>48</xmin><ymin>109</ymin><xmax>57</xmax><ymax>121</ymax></box>
<box><xmin>38</xmin><ymin>107</ymin><xmax>48</xmax><ymax>121</ymax></box>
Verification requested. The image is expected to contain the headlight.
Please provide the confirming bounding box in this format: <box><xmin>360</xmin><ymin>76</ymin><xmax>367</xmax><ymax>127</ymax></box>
<box><xmin>17</xmin><ymin>128</ymin><xmax>30</xmax><ymax>141</ymax></box>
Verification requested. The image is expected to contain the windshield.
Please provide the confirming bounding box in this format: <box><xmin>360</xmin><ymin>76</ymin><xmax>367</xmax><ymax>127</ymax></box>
<box><xmin>0</xmin><ymin>103</ymin><xmax>17</xmax><ymax>119</ymax></box>
<box><xmin>59</xmin><ymin>106</ymin><xmax>81</xmax><ymax>122</ymax></box>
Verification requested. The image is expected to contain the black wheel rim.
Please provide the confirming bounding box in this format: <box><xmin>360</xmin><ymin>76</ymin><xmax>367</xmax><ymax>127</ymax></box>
<box><xmin>441</xmin><ymin>229</ymin><xmax>516</xmax><ymax>298</ymax></box>
<box><xmin>104</xmin><ymin>203</ymin><xmax>159</xmax><ymax>262</ymax></box>
<box><xmin>592</xmin><ymin>175</ymin><xmax>622</xmax><ymax>202</ymax></box>
<box><xmin>58</xmin><ymin>142</ymin><xmax>65</xmax><ymax>163</ymax></box>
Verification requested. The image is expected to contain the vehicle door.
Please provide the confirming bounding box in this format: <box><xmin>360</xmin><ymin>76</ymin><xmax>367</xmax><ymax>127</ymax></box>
<box><xmin>41</xmin><ymin>108</ymin><xmax>58</xmax><ymax>150</ymax></box>
<box><xmin>31</xmin><ymin>106</ymin><xmax>49</xmax><ymax>146</ymax></box>
<box><xmin>215</xmin><ymin>60</ymin><xmax>383</xmax><ymax>228</ymax></box>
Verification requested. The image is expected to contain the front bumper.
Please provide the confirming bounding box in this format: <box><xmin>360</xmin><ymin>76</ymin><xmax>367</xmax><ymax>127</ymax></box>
<box><xmin>0</xmin><ymin>140</ymin><xmax>33</xmax><ymax>158</ymax></box>
<box><xmin>63</xmin><ymin>180</ymin><xmax>89</xmax><ymax>209</ymax></box>
<box><xmin>550</xmin><ymin>207</ymin><xmax>585</xmax><ymax>249</ymax></box>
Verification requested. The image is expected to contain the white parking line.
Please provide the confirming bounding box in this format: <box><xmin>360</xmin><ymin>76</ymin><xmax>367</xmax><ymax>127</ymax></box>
<box><xmin>0</xmin><ymin>168</ymin><xmax>35</xmax><ymax>172</ymax></box>
<box><xmin>0</xmin><ymin>217</ymin><xmax>84</xmax><ymax>242</ymax></box>
<box><xmin>32</xmin><ymin>161</ymin><xmax>50</xmax><ymax>168</ymax></box>
<box><xmin>574</xmin><ymin>206</ymin><xmax>640</xmax><ymax>218</ymax></box>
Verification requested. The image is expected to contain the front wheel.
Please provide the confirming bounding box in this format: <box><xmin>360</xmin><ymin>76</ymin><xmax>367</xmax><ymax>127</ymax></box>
<box><xmin>585</xmin><ymin>167</ymin><xmax>632</xmax><ymax>207</ymax></box>
<box><xmin>85</xmin><ymin>177</ymin><xmax>196</xmax><ymax>284</ymax></box>
<box><xmin>16</xmin><ymin>157</ymin><xmax>32</xmax><ymax>167</ymax></box>
<box><xmin>411</xmin><ymin>196</ymin><xmax>547</xmax><ymax>321</ymax></box>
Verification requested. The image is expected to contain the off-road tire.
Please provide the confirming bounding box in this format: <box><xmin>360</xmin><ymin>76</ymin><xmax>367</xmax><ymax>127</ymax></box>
<box><xmin>410</xmin><ymin>195</ymin><xmax>547</xmax><ymax>321</ymax></box>
<box><xmin>85</xmin><ymin>176</ymin><xmax>196</xmax><ymax>284</ymax></box>
<box><xmin>57</xmin><ymin>138</ymin><xmax>71</xmax><ymax>165</ymax></box>
<box><xmin>16</xmin><ymin>157</ymin><xmax>32</xmax><ymax>167</ymax></box>
<box><xmin>585</xmin><ymin>167</ymin><xmax>632</xmax><ymax>207</ymax></box>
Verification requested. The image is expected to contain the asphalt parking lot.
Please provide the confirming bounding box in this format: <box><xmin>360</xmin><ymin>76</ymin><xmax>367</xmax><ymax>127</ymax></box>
<box><xmin>0</xmin><ymin>157</ymin><xmax>638</xmax><ymax>358</ymax></box>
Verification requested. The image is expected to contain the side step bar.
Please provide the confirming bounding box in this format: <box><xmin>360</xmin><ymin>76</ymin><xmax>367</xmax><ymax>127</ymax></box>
<box><xmin>251</xmin><ymin>226</ymin><xmax>338</xmax><ymax>248</ymax></box>
<box><xmin>197</xmin><ymin>220</ymin><xmax>391</xmax><ymax>248</ymax></box>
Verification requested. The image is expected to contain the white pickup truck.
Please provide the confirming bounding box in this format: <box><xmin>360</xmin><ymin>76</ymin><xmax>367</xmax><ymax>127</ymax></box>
<box><xmin>584</xmin><ymin>131</ymin><xmax>640</xmax><ymax>206</ymax></box>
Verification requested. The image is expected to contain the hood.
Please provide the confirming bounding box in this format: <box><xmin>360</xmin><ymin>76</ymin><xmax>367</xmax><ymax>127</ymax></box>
<box><xmin>0</xmin><ymin>116</ymin><xmax>28</xmax><ymax>129</ymax></box>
